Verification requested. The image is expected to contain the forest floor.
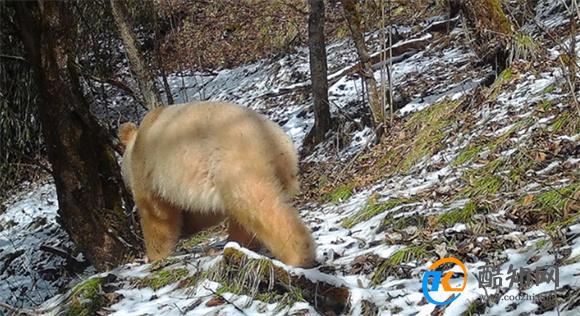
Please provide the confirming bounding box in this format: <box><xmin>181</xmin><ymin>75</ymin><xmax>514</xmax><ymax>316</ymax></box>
<box><xmin>1</xmin><ymin>1</ymin><xmax>579</xmax><ymax>315</ymax></box>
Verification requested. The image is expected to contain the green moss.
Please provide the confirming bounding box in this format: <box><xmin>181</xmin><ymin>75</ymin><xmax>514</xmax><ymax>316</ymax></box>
<box><xmin>499</xmin><ymin>68</ymin><xmax>513</xmax><ymax>81</ymax></box>
<box><xmin>487</xmin><ymin>68</ymin><xmax>513</xmax><ymax>101</ymax></box>
<box><xmin>216</xmin><ymin>283</ymin><xmax>239</xmax><ymax>296</ymax></box>
<box><xmin>401</xmin><ymin>99</ymin><xmax>463</xmax><ymax>171</ymax></box>
<box><xmin>136</xmin><ymin>268</ymin><xmax>189</xmax><ymax>290</ymax></box>
<box><xmin>254</xmin><ymin>291</ymin><xmax>276</xmax><ymax>303</ymax></box>
<box><xmin>343</xmin><ymin>197</ymin><xmax>415</xmax><ymax>229</ymax></box>
<box><xmin>324</xmin><ymin>183</ymin><xmax>355</xmax><ymax>203</ymax></box>
<box><xmin>178</xmin><ymin>226</ymin><xmax>221</xmax><ymax>250</ymax></box>
<box><xmin>372</xmin><ymin>246</ymin><xmax>430</xmax><ymax>285</ymax></box>
<box><xmin>437</xmin><ymin>200</ymin><xmax>487</xmax><ymax>228</ymax></box>
<box><xmin>453</xmin><ymin>145</ymin><xmax>484</xmax><ymax>166</ymax></box>
<box><xmin>489</xmin><ymin>0</ymin><xmax>513</xmax><ymax>34</ymax></box>
<box><xmin>65</xmin><ymin>277</ymin><xmax>105</xmax><ymax>316</ymax></box>
<box><xmin>334</xmin><ymin>24</ymin><xmax>350</xmax><ymax>38</ymax></box>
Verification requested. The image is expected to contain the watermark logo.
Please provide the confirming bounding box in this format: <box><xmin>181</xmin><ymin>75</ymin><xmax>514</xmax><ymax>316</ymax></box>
<box><xmin>421</xmin><ymin>258</ymin><xmax>560</xmax><ymax>306</ymax></box>
<box><xmin>421</xmin><ymin>257</ymin><xmax>467</xmax><ymax>305</ymax></box>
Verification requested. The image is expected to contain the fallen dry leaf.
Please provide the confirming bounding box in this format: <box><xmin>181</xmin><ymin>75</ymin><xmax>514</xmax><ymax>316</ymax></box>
<box><xmin>205</xmin><ymin>296</ymin><xmax>226</xmax><ymax>307</ymax></box>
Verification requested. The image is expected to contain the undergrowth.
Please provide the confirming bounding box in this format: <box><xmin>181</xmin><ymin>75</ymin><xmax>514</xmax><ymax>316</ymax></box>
<box><xmin>135</xmin><ymin>268</ymin><xmax>189</xmax><ymax>290</ymax></box>
<box><xmin>515</xmin><ymin>182</ymin><xmax>580</xmax><ymax>227</ymax></box>
<box><xmin>323</xmin><ymin>183</ymin><xmax>355</xmax><ymax>203</ymax></box>
<box><xmin>381</xmin><ymin>213</ymin><xmax>427</xmax><ymax>232</ymax></box>
<box><xmin>437</xmin><ymin>200</ymin><xmax>489</xmax><ymax>228</ymax></box>
<box><xmin>372</xmin><ymin>245</ymin><xmax>431</xmax><ymax>285</ymax></box>
<box><xmin>178</xmin><ymin>225</ymin><xmax>222</xmax><ymax>251</ymax></box>
<box><xmin>400</xmin><ymin>98</ymin><xmax>464</xmax><ymax>172</ymax></box>
<box><xmin>343</xmin><ymin>196</ymin><xmax>416</xmax><ymax>228</ymax></box>
<box><xmin>64</xmin><ymin>277</ymin><xmax>106</xmax><ymax>316</ymax></box>
<box><xmin>207</xmin><ymin>250</ymin><xmax>306</xmax><ymax>312</ymax></box>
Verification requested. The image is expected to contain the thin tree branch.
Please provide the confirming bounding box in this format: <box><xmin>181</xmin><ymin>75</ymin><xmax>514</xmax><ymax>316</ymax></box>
<box><xmin>82</xmin><ymin>72</ymin><xmax>147</xmax><ymax>110</ymax></box>
<box><xmin>0</xmin><ymin>54</ymin><xmax>26</xmax><ymax>62</ymax></box>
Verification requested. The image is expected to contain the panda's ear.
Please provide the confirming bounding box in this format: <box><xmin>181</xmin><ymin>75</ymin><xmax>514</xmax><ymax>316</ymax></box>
<box><xmin>118</xmin><ymin>122</ymin><xmax>138</xmax><ymax>147</ymax></box>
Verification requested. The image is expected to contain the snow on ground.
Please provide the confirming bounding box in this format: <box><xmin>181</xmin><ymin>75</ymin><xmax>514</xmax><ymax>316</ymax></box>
<box><xmin>0</xmin><ymin>180</ymin><xmax>93</xmax><ymax>308</ymax></box>
<box><xmin>2</xmin><ymin>1</ymin><xmax>579</xmax><ymax>315</ymax></box>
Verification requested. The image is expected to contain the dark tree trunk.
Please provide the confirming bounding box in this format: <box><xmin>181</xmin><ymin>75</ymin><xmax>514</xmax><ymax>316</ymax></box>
<box><xmin>306</xmin><ymin>0</ymin><xmax>332</xmax><ymax>145</ymax></box>
<box><xmin>153</xmin><ymin>7</ymin><xmax>174</xmax><ymax>105</ymax></box>
<box><xmin>342</xmin><ymin>0</ymin><xmax>384</xmax><ymax>138</ymax></box>
<box><xmin>13</xmin><ymin>1</ymin><xmax>141</xmax><ymax>271</ymax></box>
<box><xmin>459</xmin><ymin>0</ymin><xmax>514</xmax><ymax>70</ymax></box>
<box><xmin>110</xmin><ymin>0</ymin><xmax>162</xmax><ymax>110</ymax></box>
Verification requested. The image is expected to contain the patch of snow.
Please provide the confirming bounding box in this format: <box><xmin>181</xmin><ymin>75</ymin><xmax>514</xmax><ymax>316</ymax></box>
<box><xmin>0</xmin><ymin>182</ymin><xmax>93</xmax><ymax>308</ymax></box>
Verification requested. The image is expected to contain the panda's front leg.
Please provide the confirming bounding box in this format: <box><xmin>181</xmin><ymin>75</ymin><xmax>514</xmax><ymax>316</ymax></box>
<box><xmin>136</xmin><ymin>194</ymin><xmax>183</xmax><ymax>261</ymax></box>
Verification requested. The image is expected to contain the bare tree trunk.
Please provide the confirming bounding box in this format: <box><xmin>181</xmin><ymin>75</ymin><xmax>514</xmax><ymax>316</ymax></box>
<box><xmin>110</xmin><ymin>0</ymin><xmax>161</xmax><ymax>110</ymax></box>
<box><xmin>342</xmin><ymin>0</ymin><xmax>384</xmax><ymax>137</ymax></box>
<box><xmin>14</xmin><ymin>1</ymin><xmax>141</xmax><ymax>271</ymax></box>
<box><xmin>459</xmin><ymin>0</ymin><xmax>514</xmax><ymax>70</ymax></box>
<box><xmin>159</xmin><ymin>62</ymin><xmax>174</xmax><ymax>105</ymax></box>
<box><xmin>306</xmin><ymin>0</ymin><xmax>332</xmax><ymax>145</ymax></box>
<box><xmin>153</xmin><ymin>8</ymin><xmax>174</xmax><ymax>105</ymax></box>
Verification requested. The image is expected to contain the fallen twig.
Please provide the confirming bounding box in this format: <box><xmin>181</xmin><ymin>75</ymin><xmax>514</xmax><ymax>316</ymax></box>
<box><xmin>0</xmin><ymin>250</ymin><xmax>24</xmax><ymax>275</ymax></box>
<box><xmin>39</xmin><ymin>245</ymin><xmax>90</xmax><ymax>272</ymax></box>
<box><xmin>0</xmin><ymin>301</ymin><xmax>37</xmax><ymax>316</ymax></box>
<box><xmin>203</xmin><ymin>285</ymin><xmax>248</xmax><ymax>315</ymax></box>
